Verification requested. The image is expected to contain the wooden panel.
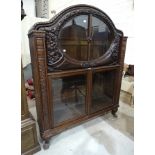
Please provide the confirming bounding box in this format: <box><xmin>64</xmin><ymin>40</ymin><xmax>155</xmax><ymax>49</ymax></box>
<box><xmin>21</xmin><ymin>127</ymin><xmax>35</xmax><ymax>152</ymax></box>
<box><xmin>21</xmin><ymin>64</ymin><xmax>29</xmax><ymax>120</ymax></box>
<box><xmin>21</xmin><ymin>58</ymin><xmax>41</xmax><ymax>154</ymax></box>
<box><xmin>21</xmin><ymin>119</ymin><xmax>41</xmax><ymax>154</ymax></box>
<box><xmin>47</xmin><ymin>65</ymin><xmax>120</xmax><ymax>78</ymax></box>
<box><xmin>114</xmin><ymin>36</ymin><xmax>128</xmax><ymax>105</ymax></box>
<box><xmin>28</xmin><ymin>31</ymin><xmax>52</xmax><ymax>133</ymax></box>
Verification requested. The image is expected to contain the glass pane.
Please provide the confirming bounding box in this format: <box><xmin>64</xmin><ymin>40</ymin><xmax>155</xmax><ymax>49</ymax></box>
<box><xmin>90</xmin><ymin>16</ymin><xmax>114</xmax><ymax>60</ymax></box>
<box><xmin>52</xmin><ymin>74</ymin><xmax>86</xmax><ymax>126</ymax></box>
<box><xmin>91</xmin><ymin>70</ymin><xmax>115</xmax><ymax>113</ymax></box>
<box><xmin>59</xmin><ymin>15</ymin><xmax>88</xmax><ymax>61</ymax></box>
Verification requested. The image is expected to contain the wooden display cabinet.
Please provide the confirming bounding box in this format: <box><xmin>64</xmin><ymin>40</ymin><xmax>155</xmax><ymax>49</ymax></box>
<box><xmin>28</xmin><ymin>4</ymin><xmax>127</xmax><ymax>149</ymax></box>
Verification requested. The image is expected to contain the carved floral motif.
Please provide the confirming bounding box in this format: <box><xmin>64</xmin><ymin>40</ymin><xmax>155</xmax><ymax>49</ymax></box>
<box><xmin>31</xmin><ymin>5</ymin><xmax>123</xmax><ymax>70</ymax></box>
<box><xmin>38</xmin><ymin>60</ymin><xmax>49</xmax><ymax>122</ymax></box>
<box><xmin>110</xmin><ymin>34</ymin><xmax>121</xmax><ymax>62</ymax></box>
<box><xmin>45</xmin><ymin>31</ymin><xmax>63</xmax><ymax>65</ymax></box>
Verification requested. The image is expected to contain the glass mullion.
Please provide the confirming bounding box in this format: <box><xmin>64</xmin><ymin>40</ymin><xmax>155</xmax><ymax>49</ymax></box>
<box><xmin>87</xmin><ymin>14</ymin><xmax>92</xmax><ymax>61</ymax></box>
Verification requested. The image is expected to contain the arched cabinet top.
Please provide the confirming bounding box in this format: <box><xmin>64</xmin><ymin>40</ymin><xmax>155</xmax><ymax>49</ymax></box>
<box><xmin>29</xmin><ymin>4</ymin><xmax>124</xmax><ymax>72</ymax></box>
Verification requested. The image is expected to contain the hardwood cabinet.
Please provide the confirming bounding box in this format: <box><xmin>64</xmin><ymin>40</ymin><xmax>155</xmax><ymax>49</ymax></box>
<box><xmin>21</xmin><ymin>65</ymin><xmax>41</xmax><ymax>154</ymax></box>
<box><xmin>21</xmin><ymin>1</ymin><xmax>41</xmax><ymax>154</ymax></box>
<box><xmin>28</xmin><ymin>4</ymin><xmax>127</xmax><ymax>149</ymax></box>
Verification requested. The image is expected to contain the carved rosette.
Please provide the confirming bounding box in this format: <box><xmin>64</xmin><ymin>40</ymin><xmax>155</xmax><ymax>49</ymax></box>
<box><xmin>110</xmin><ymin>34</ymin><xmax>121</xmax><ymax>62</ymax></box>
<box><xmin>45</xmin><ymin>30</ymin><xmax>63</xmax><ymax>66</ymax></box>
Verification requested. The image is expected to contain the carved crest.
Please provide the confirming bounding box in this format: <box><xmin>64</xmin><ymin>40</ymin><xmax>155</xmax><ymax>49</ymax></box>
<box><xmin>30</xmin><ymin>5</ymin><xmax>123</xmax><ymax>71</ymax></box>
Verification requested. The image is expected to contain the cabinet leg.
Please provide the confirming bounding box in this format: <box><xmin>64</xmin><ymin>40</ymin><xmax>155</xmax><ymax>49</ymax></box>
<box><xmin>43</xmin><ymin>139</ymin><xmax>50</xmax><ymax>150</ymax></box>
<box><xmin>111</xmin><ymin>108</ymin><xmax>118</xmax><ymax>118</ymax></box>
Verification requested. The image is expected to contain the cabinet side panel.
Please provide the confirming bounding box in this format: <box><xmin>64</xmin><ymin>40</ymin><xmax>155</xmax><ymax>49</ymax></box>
<box><xmin>115</xmin><ymin>37</ymin><xmax>128</xmax><ymax>105</ymax></box>
<box><xmin>28</xmin><ymin>31</ymin><xmax>52</xmax><ymax>135</ymax></box>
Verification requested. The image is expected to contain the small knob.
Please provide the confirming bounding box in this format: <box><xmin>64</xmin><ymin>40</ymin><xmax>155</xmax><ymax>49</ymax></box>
<box><xmin>82</xmin><ymin>62</ymin><xmax>89</xmax><ymax>68</ymax></box>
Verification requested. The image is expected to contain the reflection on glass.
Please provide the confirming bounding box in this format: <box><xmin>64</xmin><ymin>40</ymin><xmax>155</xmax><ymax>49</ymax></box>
<box><xmin>91</xmin><ymin>71</ymin><xmax>115</xmax><ymax>113</ymax></box>
<box><xmin>90</xmin><ymin>16</ymin><xmax>114</xmax><ymax>60</ymax></box>
<box><xmin>59</xmin><ymin>15</ymin><xmax>88</xmax><ymax>61</ymax></box>
<box><xmin>52</xmin><ymin>75</ymin><xmax>86</xmax><ymax>125</ymax></box>
<box><xmin>59</xmin><ymin>15</ymin><xmax>114</xmax><ymax>62</ymax></box>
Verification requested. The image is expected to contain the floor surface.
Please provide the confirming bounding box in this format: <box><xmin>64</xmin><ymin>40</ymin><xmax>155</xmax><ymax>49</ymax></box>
<box><xmin>28</xmin><ymin>99</ymin><xmax>134</xmax><ymax>155</ymax></box>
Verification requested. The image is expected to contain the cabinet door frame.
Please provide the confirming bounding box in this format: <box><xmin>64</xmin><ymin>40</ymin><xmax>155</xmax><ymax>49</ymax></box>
<box><xmin>48</xmin><ymin>69</ymin><xmax>89</xmax><ymax>127</ymax></box>
<box><xmin>89</xmin><ymin>67</ymin><xmax>119</xmax><ymax>114</ymax></box>
<box><xmin>47</xmin><ymin>65</ymin><xmax>120</xmax><ymax>127</ymax></box>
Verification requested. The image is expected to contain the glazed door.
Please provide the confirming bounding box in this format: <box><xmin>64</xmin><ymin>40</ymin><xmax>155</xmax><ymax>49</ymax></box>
<box><xmin>89</xmin><ymin>16</ymin><xmax>113</xmax><ymax>60</ymax></box>
<box><xmin>90</xmin><ymin>69</ymin><xmax>117</xmax><ymax>113</ymax></box>
<box><xmin>59</xmin><ymin>15</ymin><xmax>89</xmax><ymax>61</ymax></box>
<box><xmin>49</xmin><ymin>72</ymin><xmax>88</xmax><ymax>127</ymax></box>
<box><xmin>58</xmin><ymin>15</ymin><xmax>114</xmax><ymax>63</ymax></box>
<box><xmin>48</xmin><ymin>68</ymin><xmax>117</xmax><ymax>126</ymax></box>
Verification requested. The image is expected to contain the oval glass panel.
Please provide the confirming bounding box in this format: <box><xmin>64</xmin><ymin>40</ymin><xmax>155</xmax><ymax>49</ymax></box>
<box><xmin>59</xmin><ymin>15</ymin><xmax>88</xmax><ymax>61</ymax></box>
<box><xmin>89</xmin><ymin>16</ymin><xmax>114</xmax><ymax>60</ymax></box>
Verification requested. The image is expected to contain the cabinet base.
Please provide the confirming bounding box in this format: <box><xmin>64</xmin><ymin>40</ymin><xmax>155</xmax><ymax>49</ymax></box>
<box><xmin>41</xmin><ymin>105</ymin><xmax>119</xmax><ymax>149</ymax></box>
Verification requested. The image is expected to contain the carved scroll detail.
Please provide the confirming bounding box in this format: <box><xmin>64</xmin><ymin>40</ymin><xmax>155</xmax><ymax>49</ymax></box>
<box><xmin>45</xmin><ymin>31</ymin><xmax>63</xmax><ymax>65</ymax></box>
<box><xmin>110</xmin><ymin>34</ymin><xmax>121</xmax><ymax>62</ymax></box>
<box><xmin>30</xmin><ymin>5</ymin><xmax>123</xmax><ymax>70</ymax></box>
<box><xmin>38</xmin><ymin>60</ymin><xmax>48</xmax><ymax>109</ymax></box>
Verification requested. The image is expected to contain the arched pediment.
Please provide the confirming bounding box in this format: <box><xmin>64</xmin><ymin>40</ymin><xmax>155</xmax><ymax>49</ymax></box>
<box><xmin>29</xmin><ymin>4</ymin><xmax>123</xmax><ymax>71</ymax></box>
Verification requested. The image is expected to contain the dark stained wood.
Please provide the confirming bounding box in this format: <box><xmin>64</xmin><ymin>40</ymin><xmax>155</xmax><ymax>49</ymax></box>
<box><xmin>28</xmin><ymin>31</ymin><xmax>53</xmax><ymax>133</ymax></box>
<box><xmin>28</xmin><ymin>4</ymin><xmax>127</xmax><ymax>148</ymax></box>
<box><xmin>21</xmin><ymin>1</ymin><xmax>41</xmax><ymax>154</ymax></box>
<box><xmin>21</xmin><ymin>63</ymin><xmax>29</xmax><ymax>120</ymax></box>
<box><xmin>21</xmin><ymin>118</ymin><xmax>41</xmax><ymax>155</ymax></box>
<box><xmin>87</xmin><ymin>68</ymin><xmax>92</xmax><ymax>115</ymax></box>
<box><xmin>21</xmin><ymin>63</ymin><xmax>41</xmax><ymax>155</ymax></box>
<box><xmin>42</xmin><ymin>104</ymin><xmax>119</xmax><ymax>140</ymax></box>
<box><xmin>114</xmin><ymin>37</ymin><xmax>128</xmax><ymax>106</ymax></box>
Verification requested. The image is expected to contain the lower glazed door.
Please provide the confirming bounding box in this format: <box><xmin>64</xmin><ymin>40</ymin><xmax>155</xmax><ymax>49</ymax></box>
<box><xmin>49</xmin><ymin>73</ymin><xmax>87</xmax><ymax>127</ymax></box>
<box><xmin>90</xmin><ymin>69</ymin><xmax>116</xmax><ymax>113</ymax></box>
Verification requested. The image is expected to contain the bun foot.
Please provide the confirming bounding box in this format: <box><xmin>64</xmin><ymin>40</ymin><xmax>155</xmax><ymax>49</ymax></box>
<box><xmin>43</xmin><ymin>140</ymin><xmax>50</xmax><ymax>150</ymax></box>
<box><xmin>111</xmin><ymin>108</ymin><xmax>118</xmax><ymax>118</ymax></box>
